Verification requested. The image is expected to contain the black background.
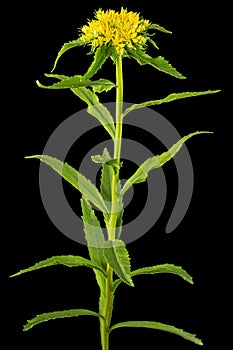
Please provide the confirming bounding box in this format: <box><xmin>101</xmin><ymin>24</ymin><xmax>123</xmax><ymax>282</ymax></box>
<box><xmin>2</xmin><ymin>1</ymin><xmax>229</xmax><ymax>349</ymax></box>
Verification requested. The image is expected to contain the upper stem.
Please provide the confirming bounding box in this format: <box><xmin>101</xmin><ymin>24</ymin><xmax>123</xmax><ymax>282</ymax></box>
<box><xmin>107</xmin><ymin>54</ymin><xmax>123</xmax><ymax>241</ymax></box>
<box><xmin>114</xmin><ymin>54</ymin><xmax>123</xmax><ymax>161</ymax></box>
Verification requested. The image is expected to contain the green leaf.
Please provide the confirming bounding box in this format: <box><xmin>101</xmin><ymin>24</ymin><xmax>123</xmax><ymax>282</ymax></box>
<box><xmin>147</xmin><ymin>37</ymin><xmax>159</xmax><ymax>50</ymax></box>
<box><xmin>121</xmin><ymin>131</ymin><xmax>212</xmax><ymax>195</ymax></box>
<box><xmin>114</xmin><ymin>180</ymin><xmax>124</xmax><ymax>239</ymax></box>
<box><xmin>45</xmin><ymin>73</ymin><xmax>70</xmax><ymax>80</ymax></box>
<box><xmin>84</xmin><ymin>45</ymin><xmax>112</xmax><ymax>80</ymax></box>
<box><xmin>122</xmin><ymin>90</ymin><xmax>221</xmax><ymax>117</ymax></box>
<box><xmin>131</xmin><ymin>264</ymin><xmax>193</xmax><ymax>283</ymax></box>
<box><xmin>100</xmin><ymin>152</ymin><xmax>114</xmax><ymax>204</ymax></box>
<box><xmin>71</xmin><ymin>87</ymin><xmax>116</xmax><ymax>139</ymax></box>
<box><xmin>148</xmin><ymin>23</ymin><xmax>172</xmax><ymax>34</ymax></box>
<box><xmin>80</xmin><ymin>198</ymin><xmax>107</xmax><ymax>263</ymax></box>
<box><xmin>10</xmin><ymin>255</ymin><xmax>105</xmax><ymax>278</ymax></box>
<box><xmin>91</xmin><ymin>154</ymin><xmax>106</xmax><ymax>164</ymax></box>
<box><xmin>150</xmin><ymin>56</ymin><xmax>186</xmax><ymax>79</ymax></box>
<box><xmin>100</xmin><ymin>156</ymin><xmax>115</xmax><ymax>227</ymax></box>
<box><xmin>91</xmin><ymin>147</ymin><xmax>112</xmax><ymax>164</ymax></box>
<box><xmin>103</xmin><ymin>240</ymin><xmax>134</xmax><ymax>287</ymax></box>
<box><xmin>51</xmin><ymin>39</ymin><xmax>84</xmax><ymax>72</ymax></box>
<box><xmin>24</xmin><ymin>309</ymin><xmax>103</xmax><ymax>331</ymax></box>
<box><xmin>80</xmin><ymin>199</ymin><xmax>107</xmax><ymax>289</ymax></box>
<box><xmin>26</xmin><ymin>155</ymin><xmax>109</xmax><ymax>214</ymax></box>
<box><xmin>112</xmin><ymin>263</ymin><xmax>193</xmax><ymax>292</ymax></box>
<box><xmin>99</xmin><ymin>151</ymin><xmax>124</xmax><ymax>236</ymax></box>
<box><xmin>126</xmin><ymin>47</ymin><xmax>186</xmax><ymax>79</ymax></box>
<box><xmin>91</xmin><ymin>78</ymin><xmax>116</xmax><ymax>93</ymax></box>
<box><xmin>36</xmin><ymin>75</ymin><xmax>115</xmax><ymax>93</ymax></box>
<box><xmin>37</xmin><ymin>74</ymin><xmax>115</xmax><ymax>139</ymax></box>
<box><xmin>109</xmin><ymin>321</ymin><xmax>203</xmax><ymax>346</ymax></box>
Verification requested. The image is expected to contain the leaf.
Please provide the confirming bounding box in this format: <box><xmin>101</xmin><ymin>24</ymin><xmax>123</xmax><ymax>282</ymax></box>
<box><xmin>147</xmin><ymin>37</ymin><xmax>159</xmax><ymax>50</ymax></box>
<box><xmin>26</xmin><ymin>155</ymin><xmax>109</xmax><ymax>214</ymax></box>
<box><xmin>109</xmin><ymin>321</ymin><xmax>203</xmax><ymax>346</ymax></box>
<box><xmin>121</xmin><ymin>131</ymin><xmax>212</xmax><ymax>196</ymax></box>
<box><xmin>131</xmin><ymin>264</ymin><xmax>193</xmax><ymax>283</ymax></box>
<box><xmin>45</xmin><ymin>73</ymin><xmax>70</xmax><ymax>80</ymax></box>
<box><xmin>100</xmin><ymin>156</ymin><xmax>115</xmax><ymax>228</ymax></box>
<box><xmin>24</xmin><ymin>309</ymin><xmax>103</xmax><ymax>331</ymax></box>
<box><xmin>71</xmin><ymin>87</ymin><xmax>116</xmax><ymax>139</ymax></box>
<box><xmin>36</xmin><ymin>75</ymin><xmax>115</xmax><ymax>93</ymax></box>
<box><xmin>37</xmin><ymin>74</ymin><xmax>115</xmax><ymax>139</ymax></box>
<box><xmin>148</xmin><ymin>23</ymin><xmax>172</xmax><ymax>34</ymax></box>
<box><xmin>112</xmin><ymin>264</ymin><xmax>193</xmax><ymax>292</ymax></box>
<box><xmin>91</xmin><ymin>78</ymin><xmax>116</xmax><ymax>93</ymax></box>
<box><xmin>91</xmin><ymin>147</ymin><xmax>112</xmax><ymax>164</ymax></box>
<box><xmin>84</xmin><ymin>45</ymin><xmax>112</xmax><ymax>80</ymax></box>
<box><xmin>99</xmin><ymin>152</ymin><xmax>124</xmax><ymax>236</ymax></box>
<box><xmin>80</xmin><ymin>199</ymin><xmax>107</xmax><ymax>264</ymax></box>
<box><xmin>100</xmin><ymin>151</ymin><xmax>114</xmax><ymax>204</ymax></box>
<box><xmin>10</xmin><ymin>255</ymin><xmax>105</xmax><ymax>277</ymax></box>
<box><xmin>115</xmin><ymin>181</ymin><xmax>124</xmax><ymax>239</ymax></box>
<box><xmin>80</xmin><ymin>199</ymin><xmax>107</xmax><ymax>290</ymax></box>
<box><xmin>126</xmin><ymin>47</ymin><xmax>186</xmax><ymax>79</ymax></box>
<box><xmin>150</xmin><ymin>56</ymin><xmax>186</xmax><ymax>79</ymax></box>
<box><xmin>122</xmin><ymin>90</ymin><xmax>221</xmax><ymax>117</ymax></box>
<box><xmin>103</xmin><ymin>240</ymin><xmax>134</xmax><ymax>287</ymax></box>
<box><xmin>51</xmin><ymin>39</ymin><xmax>84</xmax><ymax>72</ymax></box>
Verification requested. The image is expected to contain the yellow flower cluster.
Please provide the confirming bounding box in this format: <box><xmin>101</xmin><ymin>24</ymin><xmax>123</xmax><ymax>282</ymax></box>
<box><xmin>80</xmin><ymin>8</ymin><xmax>150</xmax><ymax>55</ymax></box>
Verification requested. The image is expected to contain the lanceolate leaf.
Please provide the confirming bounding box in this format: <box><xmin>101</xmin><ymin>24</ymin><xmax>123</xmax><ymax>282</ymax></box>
<box><xmin>150</xmin><ymin>56</ymin><xmax>186</xmax><ymax>79</ymax></box>
<box><xmin>26</xmin><ymin>155</ymin><xmax>109</xmax><ymax>214</ymax></box>
<box><xmin>91</xmin><ymin>79</ymin><xmax>115</xmax><ymax>93</ymax></box>
<box><xmin>126</xmin><ymin>47</ymin><xmax>186</xmax><ymax>79</ymax></box>
<box><xmin>99</xmin><ymin>151</ymin><xmax>124</xmax><ymax>238</ymax></box>
<box><xmin>121</xmin><ymin>131</ymin><xmax>212</xmax><ymax>195</ymax></box>
<box><xmin>100</xmin><ymin>158</ymin><xmax>115</xmax><ymax>228</ymax></box>
<box><xmin>148</xmin><ymin>23</ymin><xmax>172</xmax><ymax>34</ymax></box>
<box><xmin>80</xmin><ymin>198</ymin><xmax>107</xmax><ymax>265</ymax></box>
<box><xmin>147</xmin><ymin>37</ymin><xmax>159</xmax><ymax>50</ymax></box>
<box><xmin>10</xmin><ymin>255</ymin><xmax>106</xmax><ymax>277</ymax></box>
<box><xmin>115</xmin><ymin>181</ymin><xmax>124</xmax><ymax>239</ymax></box>
<box><xmin>103</xmin><ymin>240</ymin><xmax>134</xmax><ymax>287</ymax></box>
<box><xmin>71</xmin><ymin>87</ymin><xmax>116</xmax><ymax>139</ymax></box>
<box><xmin>36</xmin><ymin>76</ymin><xmax>115</xmax><ymax>92</ymax></box>
<box><xmin>80</xmin><ymin>198</ymin><xmax>107</xmax><ymax>292</ymax></box>
<box><xmin>112</xmin><ymin>264</ymin><xmax>193</xmax><ymax>292</ymax></box>
<box><xmin>109</xmin><ymin>321</ymin><xmax>203</xmax><ymax>346</ymax></box>
<box><xmin>122</xmin><ymin>90</ymin><xmax>221</xmax><ymax>117</ymax></box>
<box><xmin>99</xmin><ymin>147</ymin><xmax>115</xmax><ymax>215</ymax></box>
<box><xmin>131</xmin><ymin>264</ymin><xmax>193</xmax><ymax>283</ymax></box>
<box><xmin>84</xmin><ymin>45</ymin><xmax>112</xmax><ymax>80</ymax></box>
<box><xmin>24</xmin><ymin>309</ymin><xmax>103</xmax><ymax>331</ymax></box>
<box><xmin>51</xmin><ymin>39</ymin><xmax>84</xmax><ymax>72</ymax></box>
<box><xmin>37</xmin><ymin>74</ymin><xmax>116</xmax><ymax>139</ymax></box>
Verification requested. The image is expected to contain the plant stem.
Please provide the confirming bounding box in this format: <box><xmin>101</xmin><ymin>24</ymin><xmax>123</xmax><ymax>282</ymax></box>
<box><xmin>108</xmin><ymin>54</ymin><xmax>123</xmax><ymax>240</ymax></box>
<box><xmin>114</xmin><ymin>54</ymin><xmax>123</xmax><ymax>161</ymax></box>
<box><xmin>100</xmin><ymin>54</ymin><xmax>123</xmax><ymax>350</ymax></box>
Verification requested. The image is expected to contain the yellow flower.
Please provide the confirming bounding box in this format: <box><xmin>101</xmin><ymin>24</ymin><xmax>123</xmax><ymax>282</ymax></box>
<box><xmin>80</xmin><ymin>8</ymin><xmax>150</xmax><ymax>55</ymax></box>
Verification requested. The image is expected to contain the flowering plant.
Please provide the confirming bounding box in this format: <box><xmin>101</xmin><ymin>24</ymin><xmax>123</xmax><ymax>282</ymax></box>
<box><xmin>11</xmin><ymin>8</ymin><xmax>219</xmax><ymax>349</ymax></box>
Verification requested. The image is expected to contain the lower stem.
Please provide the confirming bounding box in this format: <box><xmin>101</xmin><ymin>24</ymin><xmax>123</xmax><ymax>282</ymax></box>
<box><xmin>100</xmin><ymin>54</ymin><xmax>123</xmax><ymax>350</ymax></box>
<box><xmin>100</xmin><ymin>266</ymin><xmax>113</xmax><ymax>350</ymax></box>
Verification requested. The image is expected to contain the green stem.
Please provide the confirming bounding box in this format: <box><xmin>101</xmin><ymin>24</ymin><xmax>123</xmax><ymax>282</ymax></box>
<box><xmin>108</xmin><ymin>54</ymin><xmax>123</xmax><ymax>240</ymax></box>
<box><xmin>114</xmin><ymin>54</ymin><xmax>123</xmax><ymax>161</ymax></box>
<box><xmin>100</xmin><ymin>54</ymin><xmax>123</xmax><ymax>350</ymax></box>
